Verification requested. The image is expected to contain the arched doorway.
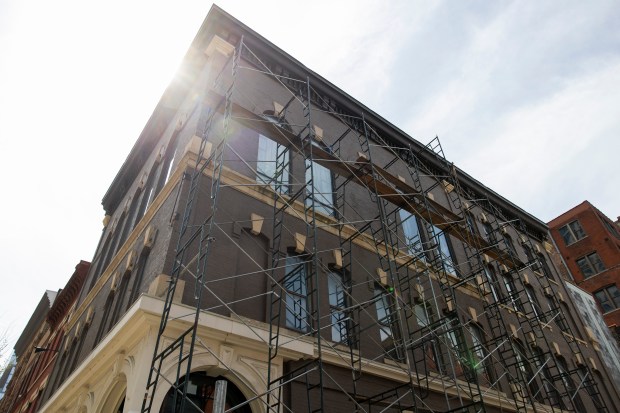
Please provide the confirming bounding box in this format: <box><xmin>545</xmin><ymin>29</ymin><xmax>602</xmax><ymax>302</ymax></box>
<box><xmin>159</xmin><ymin>372</ymin><xmax>252</xmax><ymax>413</ymax></box>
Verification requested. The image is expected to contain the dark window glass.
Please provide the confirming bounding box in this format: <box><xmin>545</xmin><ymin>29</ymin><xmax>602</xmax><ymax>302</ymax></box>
<box><xmin>257</xmin><ymin>134</ymin><xmax>289</xmax><ymax>193</ymax></box>
<box><xmin>576</xmin><ymin>252</ymin><xmax>606</xmax><ymax>278</ymax></box>
<box><xmin>305</xmin><ymin>141</ymin><xmax>333</xmax><ymax>215</ymax></box>
<box><xmin>284</xmin><ymin>255</ymin><xmax>309</xmax><ymax>331</ymax></box>
<box><xmin>559</xmin><ymin>220</ymin><xmax>586</xmax><ymax>245</ymax></box>
<box><xmin>328</xmin><ymin>272</ymin><xmax>348</xmax><ymax>343</ymax></box>
<box><xmin>430</xmin><ymin>225</ymin><xmax>457</xmax><ymax>276</ymax></box>
<box><xmin>399</xmin><ymin>210</ymin><xmax>425</xmax><ymax>261</ymax></box>
<box><xmin>594</xmin><ymin>285</ymin><xmax>620</xmax><ymax>313</ymax></box>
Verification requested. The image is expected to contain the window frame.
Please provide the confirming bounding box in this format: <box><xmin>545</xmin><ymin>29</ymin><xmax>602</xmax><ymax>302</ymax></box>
<box><xmin>399</xmin><ymin>209</ymin><xmax>426</xmax><ymax>261</ymax></box>
<box><xmin>575</xmin><ymin>252</ymin><xmax>606</xmax><ymax>278</ymax></box>
<box><xmin>594</xmin><ymin>284</ymin><xmax>620</xmax><ymax>313</ymax></box>
<box><xmin>304</xmin><ymin>140</ymin><xmax>334</xmax><ymax>216</ymax></box>
<box><xmin>283</xmin><ymin>253</ymin><xmax>310</xmax><ymax>332</ymax></box>
<box><xmin>558</xmin><ymin>220</ymin><xmax>586</xmax><ymax>245</ymax></box>
<box><xmin>327</xmin><ymin>271</ymin><xmax>349</xmax><ymax>344</ymax></box>
<box><xmin>256</xmin><ymin>133</ymin><xmax>290</xmax><ymax>194</ymax></box>
<box><xmin>429</xmin><ymin>224</ymin><xmax>458</xmax><ymax>276</ymax></box>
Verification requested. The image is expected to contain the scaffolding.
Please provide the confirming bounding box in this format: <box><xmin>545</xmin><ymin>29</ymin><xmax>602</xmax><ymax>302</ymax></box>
<box><xmin>141</xmin><ymin>37</ymin><xmax>609</xmax><ymax>413</ymax></box>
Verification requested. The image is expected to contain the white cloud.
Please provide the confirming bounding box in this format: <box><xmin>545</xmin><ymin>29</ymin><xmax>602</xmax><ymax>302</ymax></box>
<box><xmin>461</xmin><ymin>58</ymin><xmax>620</xmax><ymax>220</ymax></box>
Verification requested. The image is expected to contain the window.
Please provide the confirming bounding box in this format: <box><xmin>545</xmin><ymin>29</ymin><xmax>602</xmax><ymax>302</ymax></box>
<box><xmin>482</xmin><ymin>222</ymin><xmax>495</xmax><ymax>244</ymax></box>
<box><xmin>532</xmin><ymin>347</ymin><xmax>561</xmax><ymax>407</ymax></box>
<box><xmin>399</xmin><ymin>210</ymin><xmax>425</xmax><ymax>260</ymax></box>
<box><xmin>328</xmin><ymin>272</ymin><xmax>348</xmax><ymax>343</ymax></box>
<box><xmin>537</xmin><ymin>252</ymin><xmax>552</xmax><ymax>278</ymax></box>
<box><xmin>556</xmin><ymin>356</ymin><xmax>586</xmax><ymax>412</ymax></box>
<box><xmin>503</xmin><ymin>233</ymin><xmax>517</xmax><ymax>256</ymax></box>
<box><xmin>445</xmin><ymin>317</ymin><xmax>474</xmax><ymax>381</ymax></box>
<box><xmin>503</xmin><ymin>275</ymin><xmax>524</xmax><ymax>312</ymax></box>
<box><xmin>305</xmin><ymin>141</ymin><xmax>333</xmax><ymax>215</ymax></box>
<box><xmin>546</xmin><ymin>296</ymin><xmax>569</xmax><ymax>331</ymax></box>
<box><xmin>415</xmin><ymin>303</ymin><xmax>443</xmax><ymax>372</ymax></box>
<box><xmin>513</xmin><ymin>340</ymin><xmax>542</xmax><ymax>402</ymax></box>
<box><xmin>558</xmin><ymin>220</ymin><xmax>586</xmax><ymax>245</ymax></box>
<box><xmin>483</xmin><ymin>265</ymin><xmax>502</xmax><ymax>302</ymax></box>
<box><xmin>525</xmin><ymin>286</ymin><xmax>545</xmax><ymax>321</ymax></box>
<box><xmin>283</xmin><ymin>254</ymin><xmax>309</xmax><ymax>331</ymax></box>
<box><xmin>523</xmin><ymin>244</ymin><xmax>535</xmax><ymax>265</ymax></box>
<box><xmin>576</xmin><ymin>252</ymin><xmax>605</xmax><ymax>278</ymax></box>
<box><xmin>375</xmin><ymin>286</ymin><xmax>396</xmax><ymax>342</ymax></box>
<box><xmin>257</xmin><ymin>134</ymin><xmax>289</xmax><ymax>193</ymax></box>
<box><xmin>594</xmin><ymin>285</ymin><xmax>620</xmax><ymax>313</ymax></box>
<box><xmin>465</xmin><ymin>212</ymin><xmax>478</xmax><ymax>236</ymax></box>
<box><xmin>429</xmin><ymin>225</ymin><xmax>457</xmax><ymax>275</ymax></box>
<box><xmin>468</xmin><ymin>324</ymin><xmax>495</xmax><ymax>384</ymax></box>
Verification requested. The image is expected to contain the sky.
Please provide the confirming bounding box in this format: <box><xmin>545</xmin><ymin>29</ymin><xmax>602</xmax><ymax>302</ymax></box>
<box><xmin>0</xmin><ymin>0</ymin><xmax>618</xmax><ymax>363</ymax></box>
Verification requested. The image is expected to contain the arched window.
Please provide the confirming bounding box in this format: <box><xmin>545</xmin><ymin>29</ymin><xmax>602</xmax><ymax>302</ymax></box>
<box><xmin>159</xmin><ymin>372</ymin><xmax>251</xmax><ymax>413</ymax></box>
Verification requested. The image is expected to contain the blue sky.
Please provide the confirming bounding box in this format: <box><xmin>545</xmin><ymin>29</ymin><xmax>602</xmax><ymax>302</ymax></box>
<box><xmin>0</xmin><ymin>0</ymin><xmax>618</xmax><ymax>361</ymax></box>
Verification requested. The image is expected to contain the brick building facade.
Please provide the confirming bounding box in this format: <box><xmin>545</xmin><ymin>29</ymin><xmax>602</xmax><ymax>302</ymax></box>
<box><xmin>21</xmin><ymin>6</ymin><xmax>620</xmax><ymax>413</ymax></box>
<box><xmin>549</xmin><ymin>201</ymin><xmax>620</xmax><ymax>340</ymax></box>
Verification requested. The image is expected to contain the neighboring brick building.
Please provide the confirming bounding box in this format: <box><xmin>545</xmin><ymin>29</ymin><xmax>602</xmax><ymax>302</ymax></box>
<box><xmin>549</xmin><ymin>201</ymin><xmax>620</xmax><ymax>340</ymax></box>
<box><xmin>0</xmin><ymin>261</ymin><xmax>89</xmax><ymax>413</ymax></box>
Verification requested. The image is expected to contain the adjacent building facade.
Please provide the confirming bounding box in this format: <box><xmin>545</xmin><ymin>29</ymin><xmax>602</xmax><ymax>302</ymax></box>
<box><xmin>25</xmin><ymin>6</ymin><xmax>620</xmax><ymax>413</ymax></box>
<box><xmin>0</xmin><ymin>261</ymin><xmax>89</xmax><ymax>413</ymax></box>
<box><xmin>548</xmin><ymin>201</ymin><xmax>620</xmax><ymax>341</ymax></box>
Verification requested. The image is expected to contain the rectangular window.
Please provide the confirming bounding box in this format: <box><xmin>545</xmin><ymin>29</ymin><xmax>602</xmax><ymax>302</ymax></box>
<box><xmin>328</xmin><ymin>272</ymin><xmax>348</xmax><ymax>343</ymax></box>
<box><xmin>503</xmin><ymin>275</ymin><xmax>524</xmax><ymax>312</ymax></box>
<box><xmin>375</xmin><ymin>286</ymin><xmax>396</xmax><ymax>342</ymax></box>
<box><xmin>446</xmin><ymin>317</ymin><xmax>474</xmax><ymax>381</ymax></box>
<box><xmin>484</xmin><ymin>265</ymin><xmax>502</xmax><ymax>302</ymax></box>
<box><xmin>503</xmin><ymin>233</ymin><xmax>517</xmax><ymax>256</ymax></box>
<box><xmin>558</xmin><ymin>220</ymin><xmax>586</xmax><ymax>245</ymax></box>
<box><xmin>284</xmin><ymin>255</ymin><xmax>308</xmax><ymax>331</ymax></box>
<box><xmin>482</xmin><ymin>222</ymin><xmax>495</xmax><ymax>244</ymax></box>
<box><xmin>257</xmin><ymin>134</ymin><xmax>289</xmax><ymax>192</ymax></box>
<box><xmin>415</xmin><ymin>303</ymin><xmax>443</xmax><ymax>371</ymax></box>
<box><xmin>465</xmin><ymin>212</ymin><xmax>478</xmax><ymax>236</ymax></box>
<box><xmin>594</xmin><ymin>285</ymin><xmax>620</xmax><ymax>313</ymax></box>
<box><xmin>305</xmin><ymin>157</ymin><xmax>333</xmax><ymax>216</ymax></box>
<box><xmin>576</xmin><ymin>252</ymin><xmax>606</xmax><ymax>278</ymax></box>
<box><xmin>399</xmin><ymin>210</ymin><xmax>425</xmax><ymax>261</ymax></box>
<box><xmin>430</xmin><ymin>225</ymin><xmax>457</xmax><ymax>275</ymax></box>
<box><xmin>468</xmin><ymin>324</ymin><xmax>495</xmax><ymax>384</ymax></box>
<box><xmin>525</xmin><ymin>286</ymin><xmax>545</xmax><ymax>321</ymax></box>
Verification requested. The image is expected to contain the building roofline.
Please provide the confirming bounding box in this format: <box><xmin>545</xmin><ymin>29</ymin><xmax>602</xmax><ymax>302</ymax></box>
<box><xmin>101</xmin><ymin>4</ymin><xmax>548</xmax><ymax>234</ymax></box>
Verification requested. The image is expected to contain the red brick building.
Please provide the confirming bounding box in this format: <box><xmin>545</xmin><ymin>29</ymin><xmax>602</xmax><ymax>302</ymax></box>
<box><xmin>0</xmin><ymin>261</ymin><xmax>89</xmax><ymax>413</ymax></box>
<box><xmin>548</xmin><ymin>201</ymin><xmax>620</xmax><ymax>339</ymax></box>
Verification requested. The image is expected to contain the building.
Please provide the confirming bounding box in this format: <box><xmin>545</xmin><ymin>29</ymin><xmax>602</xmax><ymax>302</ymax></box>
<box><xmin>0</xmin><ymin>261</ymin><xmax>89</xmax><ymax>413</ymax></box>
<box><xmin>0</xmin><ymin>353</ymin><xmax>17</xmax><ymax>400</ymax></box>
<box><xmin>548</xmin><ymin>201</ymin><xmax>620</xmax><ymax>340</ymax></box>
<box><xmin>34</xmin><ymin>6</ymin><xmax>620</xmax><ymax>413</ymax></box>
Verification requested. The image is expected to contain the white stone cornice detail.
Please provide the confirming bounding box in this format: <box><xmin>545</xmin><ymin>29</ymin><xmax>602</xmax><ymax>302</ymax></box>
<box><xmin>205</xmin><ymin>35</ymin><xmax>235</xmax><ymax>57</ymax></box>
